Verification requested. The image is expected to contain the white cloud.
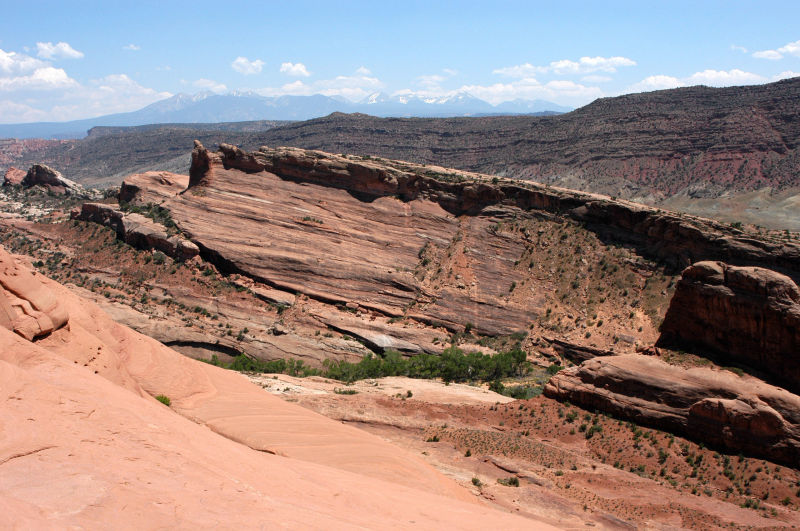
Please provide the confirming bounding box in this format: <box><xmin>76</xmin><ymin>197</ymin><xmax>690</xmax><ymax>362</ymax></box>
<box><xmin>628</xmin><ymin>75</ymin><xmax>685</xmax><ymax>92</ymax></box>
<box><xmin>730</xmin><ymin>44</ymin><xmax>748</xmax><ymax>53</ymax></box>
<box><xmin>123</xmin><ymin>44</ymin><xmax>141</xmax><ymax>51</ymax></box>
<box><xmin>0</xmin><ymin>48</ymin><xmax>46</xmax><ymax>75</ymax></box>
<box><xmin>0</xmin><ymin>100</ymin><xmax>49</xmax><ymax>123</ymax></box>
<box><xmin>628</xmin><ymin>68</ymin><xmax>769</xmax><ymax>94</ymax></box>
<box><xmin>753</xmin><ymin>39</ymin><xmax>800</xmax><ymax>60</ymax></box>
<box><xmin>775</xmin><ymin>70</ymin><xmax>800</xmax><ymax>81</ymax></box>
<box><xmin>687</xmin><ymin>69</ymin><xmax>765</xmax><ymax>85</ymax></box>
<box><xmin>494</xmin><ymin>56</ymin><xmax>636</xmax><ymax>77</ymax></box>
<box><xmin>193</xmin><ymin>78</ymin><xmax>227</xmax><ymax>93</ymax></box>
<box><xmin>231</xmin><ymin>56</ymin><xmax>264</xmax><ymax>75</ymax></box>
<box><xmin>36</xmin><ymin>41</ymin><xmax>84</xmax><ymax>60</ymax></box>
<box><xmin>753</xmin><ymin>50</ymin><xmax>783</xmax><ymax>60</ymax></box>
<box><xmin>455</xmin><ymin>78</ymin><xmax>602</xmax><ymax>106</ymax></box>
<box><xmin>280</xmin><ymin>62</ymin><xmax>310</xmax><ymax>77</ymax></box>
<box><xmin>258</xmin><ymin>68</ymin><xmax>383</xmax><ymax>101</ymax></box>
<box><xmin>355</xmin><ymin>66</ymin><xmax>372</xmax><ymax>76</ymax></box>
<box><xmin>0</xmin><ymin>66</ymin><xmax>78</xmax><ymax>91</ymax></box>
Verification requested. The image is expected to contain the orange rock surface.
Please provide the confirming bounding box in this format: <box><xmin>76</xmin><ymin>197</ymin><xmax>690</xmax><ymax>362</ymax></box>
<box><xmin>0</xmin><ymin>245</ymin><xmax>547</xmax><ymax>528</ymax></box>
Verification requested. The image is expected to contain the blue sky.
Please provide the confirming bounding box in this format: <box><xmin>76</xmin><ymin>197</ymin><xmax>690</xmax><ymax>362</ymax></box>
<box><xmin>1</xmin><ymin>0</ymin><xmax>799</xmax><ymax>123</ymax></box>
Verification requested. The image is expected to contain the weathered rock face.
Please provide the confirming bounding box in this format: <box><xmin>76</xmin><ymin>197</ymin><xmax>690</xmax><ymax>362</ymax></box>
<box><xmin>72</xmin><ymin>202</ymin><xmax>199</xmax><ymax>261</ymax></box>
<box><xmin>119</xmin><ymin>170</ymin><xmax>188</xmax><ymax>204</ymax></box>
<box><xmin>2</xmin><ymin>166</ymin><xmax>25</xmax><ymax>186</ymax></box>
<box><xmin>21</xmin><ymin>163</ymin><xmax>85</xmax><ymax>195</ymax></box>
<box><xmin>544</xmin><ymin>355</ymin><xmax>800</xmax><ymax>466</ymax></box>
<box><xmin>0</xmin><ymin>247</ymin><xmax>69</xmax><ymax>340</ymax></box>
<box><xmin>658</xmin><ymin>261</ymin><xmax>800</xmax><ymax>391</ymax></box>
<box><xmin>203</xmin><ymin>143</ymin><xmax>800</xmax><ymax>280</ymax></box>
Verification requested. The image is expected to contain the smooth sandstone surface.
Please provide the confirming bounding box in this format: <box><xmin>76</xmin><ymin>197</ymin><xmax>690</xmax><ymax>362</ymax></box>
<box><xmin>0</xmin><ymin>245</ymin><xmax>546</xmax><ymax>528</ymax></box>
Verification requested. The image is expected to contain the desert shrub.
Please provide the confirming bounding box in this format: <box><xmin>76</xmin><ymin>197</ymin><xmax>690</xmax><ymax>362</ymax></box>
<box><xmin>155</xmin><ymin>394</ymin><xmax>171</xmax><ymax>406</ymax></box>
<box><xmin>497</xmin><ymin>476</ymin><xmax>519</xmax><ymax>487</ymax></box>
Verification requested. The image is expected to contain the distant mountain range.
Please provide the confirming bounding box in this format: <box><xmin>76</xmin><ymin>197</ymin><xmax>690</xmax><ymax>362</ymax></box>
<box><xmin>0</xmin><ymin>91</ymin><xmax>571</xmax><ymax>140</ymax></box>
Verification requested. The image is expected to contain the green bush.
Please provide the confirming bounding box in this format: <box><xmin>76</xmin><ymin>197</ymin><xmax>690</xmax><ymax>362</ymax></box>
<box><xmin>155</xmin><ymin>394</ymin><xmax>171</xmax><ymax>406</ymax></box>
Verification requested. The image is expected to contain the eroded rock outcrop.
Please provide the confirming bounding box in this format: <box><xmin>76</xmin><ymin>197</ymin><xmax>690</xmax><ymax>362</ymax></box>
<box><xmin>544</xmin><ymin>355</ymin><xmax>800</xmax><ymax>466</ymax></box>
<box><xmin>0</xmin><ymin>248</ymin><xmax>68</xmax><ymax>340</ymax></box>
<box><xmin>20</xmin><ymin>163</ymin><xmax>86</xmax><ymax>196</ymax></box>
<box><xmin>72</xmin><ymin>202</ymin><xmax>199</xmax><ymax>260</ymax></box>
<box><xmin>658</xmin><ymin>261</ymin><xmax>800</xmax><ymax>391</ymax></box>
<box><xmin>194</xmin><ymin>143</ymin><xmax>800</xmax><ymax>279</ymax></box>
<box><xmin>2</xmin><ymin>166</ymin><xmax>25</xmax><ymax>186</ymax></box>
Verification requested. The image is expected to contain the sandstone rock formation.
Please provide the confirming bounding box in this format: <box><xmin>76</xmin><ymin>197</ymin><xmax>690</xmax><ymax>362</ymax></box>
<box><xmin>658</xmin><ymin>261</ymin><xmax>800</xmax><ymax>391</ymax></box>
<box><xmin>2</xmin><ymin>166</ymin><xmax>25</xmax><ymax>186</ymax></box>
<box><xmin>20</xmin><ymin>163</ymin><xmax>85</xmax><ymax>195</ymax></box>
<box><xmin>0</xmin><ymin>244</ymin><xmax>543</xmax><ymax>528</ymax></box>
<box><xmin>197</xmin><ymin>143</ymin><xmax>800</xmax><ymax>279</ymax></box>
<box><xmin>73</xmin><ymin>202</ymin><xmax>199</xmax><ymax>260</ymax></box>
<box><xmin>0</xmin><ymin>251</ymin><xmax>68</xmax><ymax>340</ymax></box>
<box><xmin>544</xmin><ymin>355</ymin><xmax>800</xmax><ymax>466</ymax></box>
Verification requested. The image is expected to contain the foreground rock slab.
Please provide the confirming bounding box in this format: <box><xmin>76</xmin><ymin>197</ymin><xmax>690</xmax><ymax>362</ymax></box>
<box><xmin>544</xmin><ymin>355</ymin><xmax>800</xmax><ymax>466</ymax></box>
<box><xmin>0</xmin><ymin>244</ymin><xmax>545</xmax><ymax>529</ymax></box>
<box><xmin>659</xmin><ymin>261</ymin><xmax>800</xmax><ymax>391</ymax></box>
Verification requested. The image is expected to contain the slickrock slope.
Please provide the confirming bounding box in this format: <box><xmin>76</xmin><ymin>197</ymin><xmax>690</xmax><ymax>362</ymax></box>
<box><xmin>0</xmin><ymin>244</ymin><xmax>544</xmax><ymax>528</ymax></box>
<box><xmin>544</xmin><ymin>355</ymin><xmax>800</xmax><ymax>466</ymax></box>
<box><xmin>658</xmin><ymin>261</ymin><xmax>800</xmax><ymax>391</ymax></box>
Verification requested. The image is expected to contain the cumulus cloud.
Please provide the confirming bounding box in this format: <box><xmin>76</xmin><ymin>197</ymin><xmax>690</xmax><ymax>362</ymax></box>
<box><xmin>453</xmin><ymin>78</ymin><xmax>602</xmax><ymax>106</ymax></box>
<box><xmin>494</xmin><ymin>56</ymin><xmax>636</xmax><ymax>77</ymax></box>
<box><xmin>123</xmin><ymin>44</ymin><xmax>141</xmax><ymax>51</ymax></box>
<box><xmin>775</xmin><ymin>70</ymin><xmax>800</xmax><ymax>81</ymax></box>
<box><xmin>258</xmin><ymin>68</ymin><xmax>383</xmax><ymax>101</ymax></box>
<box><xmin>0</xmin><ymin>66</ymin><xmax>78</xmax><ymax>91</ymax></box>
<box><xmin>0</xmin><ymin>48</ymin><xmax>46</xmax><ymax>75</ymax></box>
<box><xmin>355</xmin><ymin>66</ymin><xmax>372</xmax><ymax>76</ymax></box>
<box><xmin>730</xmin><ymin>44</ymin><xmax>748</xmax><ymax>53</ymax></box>
<box><xmin>0</xmin><ymin>100</ymin><xmax>49</xmax><ymax>123</ymax></box>
<box><xmin>753</xmin><ymin>39</ymin><xmax>800</xmax><ymax>60</ymax></box>
<box><xmin>628</xmin><ymin>69</ymin><xmax>769</xmax><ymax>94</ymax></box>
<box><xmin>279</xmin><ymin>62</ymin><xmax>310</xmax><ymax>77</ymax></box>
<box><xmin>193</xmin><ymin>78</ymin><xmax>227</xmax><ymax>93</ymax></box>
<box><xmin>628</xmin><ymin>75</ymin><xmax>685</xmax><ymax>92</ymax></box>
<box><xmin>36</xmin><ymin>42</ymin><xmax>84</xmax><ymax>60</ymax></box>
<box><xmin>687</xmin><ymin>69</ymin><xmax>765</xmax><ymax>85</ymax></box>
<box><xmin>231</xmin><ymin>56</ymin><xmax>264</xmax><ymax>75</ymax></box>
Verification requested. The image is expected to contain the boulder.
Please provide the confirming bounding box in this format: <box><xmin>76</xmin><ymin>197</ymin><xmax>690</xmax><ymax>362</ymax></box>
<box><xmin>0</xmin><ymin>246</ymin><xmax>69</xmax><ymax>340</ymax></box>
<box><xmin>658</xmin><ymin>261</ymin><xmax>800</xmax><ymax>391</ymax></box>
<box><xmin>2</xmin><ymin>166</ymin><xmax>26</xmax><ymax>186</ymax></box>
<box><xmin>544</xmin><ymin>355</ymin><xmax>800</xmax><ymax>466</ymax></box>
<box><xmin>21</xmin><ymin>164</ymin><xmax>85</xmax><ymax>196</ymax></box>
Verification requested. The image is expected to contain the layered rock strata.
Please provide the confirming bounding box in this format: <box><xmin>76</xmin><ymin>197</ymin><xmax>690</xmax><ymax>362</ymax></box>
<box><xmin>544</xmin><ymin>355</ymin><xmax>800</xmax><ymax>466</ymax></box>
<box><xmin>73</xmin><ymin>202</ymin><xmax>199</xmax><ymax>260</ymax></box>
<box><xmin>658</xmin><ymin>261</ymin><xmax>800</xmax><ymax>391</ymax></box>
<box><xmin>195</xmin><ymin>143</ymin><xmax>800</xmax><ymax>279</ymax></box>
